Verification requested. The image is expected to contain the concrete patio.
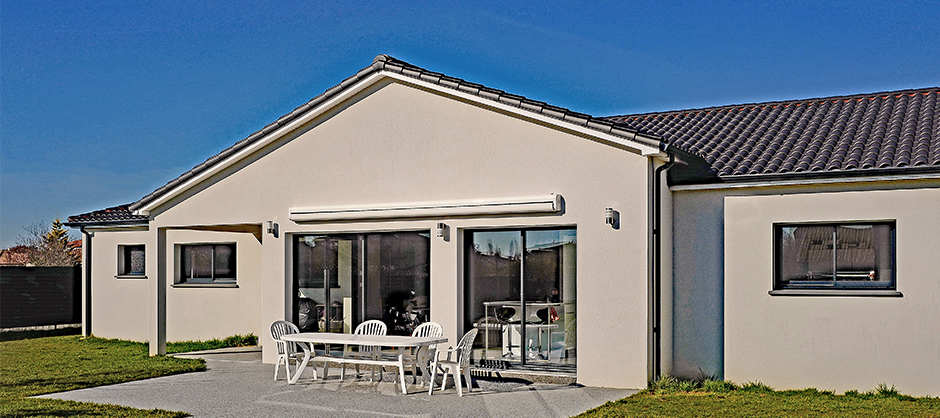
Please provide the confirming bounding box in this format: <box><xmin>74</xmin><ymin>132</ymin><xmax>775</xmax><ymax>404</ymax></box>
<box><xmin>39</xmin><ymin>347</ymin><xmax>637</xmax><ymax>417</ymax></box>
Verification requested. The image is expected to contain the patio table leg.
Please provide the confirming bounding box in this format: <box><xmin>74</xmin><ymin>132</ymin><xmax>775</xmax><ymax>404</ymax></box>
<box><xmin>415</xmin><ymin>346</ymin><xmax>432</xmax><ymax>385</ymax></box>
<box><xmin>289</xmin><ymin>342</ymin><xmax>313</xmax><ymax>384</ymax></box>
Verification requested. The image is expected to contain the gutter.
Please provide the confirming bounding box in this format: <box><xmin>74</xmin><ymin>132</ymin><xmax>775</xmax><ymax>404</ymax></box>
<box><xmin>651</xmin><ymin>144</ymin><xmax>685</xmax><ymax>380</ymax></box>
<box><xmin>79</xmin><ymin>228</ymin><xmax>92</xmax><ymax>337</ymax></box>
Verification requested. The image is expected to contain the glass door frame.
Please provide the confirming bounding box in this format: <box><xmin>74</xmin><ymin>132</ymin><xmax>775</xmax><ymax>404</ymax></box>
<box><xmin>291</xmin><ymin>230</ymin><xmax>432</xmax><ymax>335</ymax></box>
<box><xmin>291</xmin><ymin>235</ymin><xmax>364</xmax><ymax>333</ymax></box>
<box><xmin>464</xmin><ymin>226</ymin><xmax>576</xmax><ymax>367</ymax></box>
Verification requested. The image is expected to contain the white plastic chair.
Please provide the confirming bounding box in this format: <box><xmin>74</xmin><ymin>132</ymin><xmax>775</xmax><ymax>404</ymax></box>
<box><xmin>428</xmin><ymin>328</ymin><xmax>479</xmax><ymax>396</ymax></box>
<box><xmin>341</xmin><ymin>319</ymin><xmax>387</xmax><ymax>380</ymax></box>
<box><xmin>406</xmin><ymin>322</ymin><xmax>444</xmax><ymax>383</ymax></box>
<box><xmin>270</xmin><ymin>320</ymin><xmax>315</xmax><ymax>382</ymax></box>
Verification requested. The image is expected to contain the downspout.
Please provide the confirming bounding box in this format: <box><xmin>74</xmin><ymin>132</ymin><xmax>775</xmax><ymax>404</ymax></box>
<box><xmin>80</xmin><ymin>227</ymin><xmax>92</xmax><ymax>337</ymax></box>
<box><xmin>652</xmin><ymin>146</ymin><xmax>676</xmax><ymax>381</ymax></box>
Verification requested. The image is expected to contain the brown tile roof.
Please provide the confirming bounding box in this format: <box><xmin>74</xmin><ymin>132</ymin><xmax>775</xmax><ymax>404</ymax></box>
<box><xmin>608</xmin><ymin>88</ymin><xmax>940</xmax><ymax>181</ymax></box>
<box><xmin>65</xmin><ymin>204</ymin><xmax>148</xmax><ymax>226</ymax></box>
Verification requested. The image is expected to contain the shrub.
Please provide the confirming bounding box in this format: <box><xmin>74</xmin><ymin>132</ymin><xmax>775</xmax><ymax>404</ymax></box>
<box><xmin>874</xmin><ymin>383</ymin><xmax>915</xmax><ymax>401</ymax></box>
<box><xmin>223</xmin><ymin>334</ymin><xmax>257</xmax><ymax>347</ymax></box>
<box><xmin>166</xmin><ymin>333</ymin><xmax>257</xmax><ymax>354</ymax></box>
<box><xmin>677</xmin><ymin>379</ymin><xmax>699</xmax><ymax>392</ymax></box>
<box><xmin>649</xmin><ymin>374</ymin><xmax>689</xmax><ymax>394</ymax></box>
<box><xmin>703</xmin><ymin>379</ymin><xmax>737</xmax><ymax>393</ymax></box>
<box><xmin>740</xmin><ymin>381</ymin><xmax>774</xmax><ymax>393</ymax></box>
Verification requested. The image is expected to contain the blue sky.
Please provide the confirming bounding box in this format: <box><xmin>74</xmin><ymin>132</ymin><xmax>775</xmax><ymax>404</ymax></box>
<box><xmin>2</xmin><ymin>0</ymin><xmax>938</xmax><ymax>248</ymax></box>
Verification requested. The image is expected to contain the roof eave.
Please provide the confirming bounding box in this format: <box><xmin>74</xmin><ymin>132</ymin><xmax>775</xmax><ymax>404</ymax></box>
<box><xmin>64</xmin><ymin>219</ymin><xmax>150</xmax><ymax>228</ymax></box>
<box><xmin>670</xmin><ymin>165</ymin><xmax>940</xmax><ymax>189</ymax></box>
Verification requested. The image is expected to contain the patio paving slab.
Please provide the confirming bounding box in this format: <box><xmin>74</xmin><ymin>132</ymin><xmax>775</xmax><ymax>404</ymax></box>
<box><xmin>38</xmin><ymin>347</ymin><xmax>637</xmax><ymax>418</ymax></box>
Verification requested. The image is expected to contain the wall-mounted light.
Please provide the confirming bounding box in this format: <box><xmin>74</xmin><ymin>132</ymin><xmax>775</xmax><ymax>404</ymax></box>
<box><xmin>605</xmin><ymin>208</ymin><xmax>619</xmax><ymax>229</ymax></box>
<box><xmin>436</xmin><ymin>222</ymin><xmax>446</xmax><ymax>238</ymax></box>
<box><xmin>265</xmin><ymin>221</ymin><xmax>279</xmax><ymax>236</ymax></box>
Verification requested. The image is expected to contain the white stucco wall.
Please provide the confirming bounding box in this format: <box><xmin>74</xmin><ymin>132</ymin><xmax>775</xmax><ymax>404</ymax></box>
<box><xmin>724</xmin><ymin>186</ymin><xmax>940</xmax><ymax>396</ymax></box>
<box><xmin>163</xmin><ymin>229</ymin><xmax>263</xmax><ymax>342</ymax></box>
<box><xmin>143</xmin><ymin>78</ymin><xmax>653</xmax><ymax>388</ymax></box>
<box><xmin>84</xmin><ymin>227</ymin><xmax>151</xmax><ymax>341</ymax></box>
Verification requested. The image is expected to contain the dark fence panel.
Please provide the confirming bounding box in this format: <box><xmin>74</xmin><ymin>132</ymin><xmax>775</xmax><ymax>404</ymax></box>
<box><xmin>0</xmin><ymin>266</ymin><xmax>81</xmax><ymax>328</ymax></box>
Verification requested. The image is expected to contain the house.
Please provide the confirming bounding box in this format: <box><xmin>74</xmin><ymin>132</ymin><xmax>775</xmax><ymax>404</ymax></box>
<box><xmin>609</xmin><ymin>90</ymin><xmax>940</xmax><ymax>395</ymax></box>
<box><xmin>0</xmin><ymin>246</ymin><xmax>31</xmax><ymax>266</ymax></box>
<box><xmin>66</xmin><ymin>55</ymin><xmax>940</xmax><ymax>395</ymax></box>
<box><xmin>0</xmin><ymin>240</ymin><xmax>81</xmax><ymax>266</ymax></box>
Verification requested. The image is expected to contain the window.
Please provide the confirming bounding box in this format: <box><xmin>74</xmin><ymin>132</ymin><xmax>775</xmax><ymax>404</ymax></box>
<box><xmin>774</xmin><ymin>222</ymin><xmax>895</xmax><ymax>293</ymax></box>
<box><xmin>118</xmin><ymin>245</ymin><xmax>145</xmax><ymax>277</ymax></box>
<box><xmin>293</xmin><ymin>232</ymin><xmax>430</xmax><ymax>335</ymax></box>
<box><xmin>179</xmin><ymin>243</ymin><xmax>236</xmax><ymax>284</ymax></box>
<box><xmin>465</xmin><ymin>228</ymin><xmax>576</xmax><ymax>367</ymax></box>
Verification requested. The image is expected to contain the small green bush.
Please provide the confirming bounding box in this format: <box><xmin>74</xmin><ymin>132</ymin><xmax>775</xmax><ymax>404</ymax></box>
<box><xmin>166</xmin><ymin>333</ymin><xmax>257</xmax><ymax>354</ymax></box>
<box><xmin>677</xmin><ymin>379</ymin><xmax>698</xmax><ymax>392</ymax></box>
<box><xmin>740</xmin><ymin>381</ymin><xmax>774</xmax><ymax>393</ymax></box>
<box><xmin>649</xmin><ymin>374</ymin><xmax>745</xmax><ymax>394</ymax></box>
<box><xmin>703</xmin><ymin>379</ymin><xmax>737</xmax><ymax>393</ymax></box>
<box><xmin>649</xmin><ymin>374</ymin><xmax>682</xmax><ymax>394</ymax></box>
<box><xmin>874</xmin><ymin>383</ymin><xmax>916</xmax><ymax>401</ymax></box>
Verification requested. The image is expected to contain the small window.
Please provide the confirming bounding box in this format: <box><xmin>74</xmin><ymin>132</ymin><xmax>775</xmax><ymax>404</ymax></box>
<box><xmin>774</xmin><ymin>222</ymin><xmax>895</xmax><ymax>292</ymax></box>
<box><xmin>179</xmin><ymin>243</ymin><xmax>236</xmax><ymax>284</ymax></box>
<box><xmin>118</xmin><ymin>245</ymin><xmax>146</xmax><ymax>277</ymax></box>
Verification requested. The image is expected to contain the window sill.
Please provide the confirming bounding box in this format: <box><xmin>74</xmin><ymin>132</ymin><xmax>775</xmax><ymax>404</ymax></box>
<box><xmin>769</xmin><ymin>289</ymin><xmax>902</xmax><ymax>297</ymax></box>
<box><xmin>171</xmin><ymin>283</ymin><xmax>239</xmax><ymax>288</ymax></box>
<box><xmin>115</xmin><ymin>275</ymin><xmax>147</xmax><ymax>279</ymax></box>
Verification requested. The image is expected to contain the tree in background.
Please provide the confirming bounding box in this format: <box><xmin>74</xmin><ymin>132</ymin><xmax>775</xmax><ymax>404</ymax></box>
<box><xmin>15</xmin><ymin>218</ymin><xmax>80</xmax><ymax>266</ymax></box>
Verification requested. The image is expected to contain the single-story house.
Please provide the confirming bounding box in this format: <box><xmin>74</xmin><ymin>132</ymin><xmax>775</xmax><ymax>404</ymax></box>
<box><xmin>67</xmin><ymin>55</ymin><xmax>940</xmax><ymax>395</ymax></box>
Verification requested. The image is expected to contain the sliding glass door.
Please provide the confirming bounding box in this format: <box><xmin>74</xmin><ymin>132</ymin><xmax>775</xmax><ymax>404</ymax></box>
<box><xmin>466</xmin><ymin>228</ymin><xmax>576</xmax><ymax>366</ymax></box>
<box><xmin>294</xmin><ymin>236</ymin><xmax>359</xmax><ymax>333</ymax></box>
<box><xmin>293</xmin><ymin>232</ymin><xmax>430</xmax><ymax>335</ymax></box>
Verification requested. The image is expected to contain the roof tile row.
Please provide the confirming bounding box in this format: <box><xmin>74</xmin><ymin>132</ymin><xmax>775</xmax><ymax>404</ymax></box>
<box><xmin>609</xmin><ymin>88</ymin><xmax>940</xmax><ymax>177</ymax></box>
<box><xmin>66</xmin><ymin>204</ymin><xmax>148</xmax><ymax>226</ymax></box>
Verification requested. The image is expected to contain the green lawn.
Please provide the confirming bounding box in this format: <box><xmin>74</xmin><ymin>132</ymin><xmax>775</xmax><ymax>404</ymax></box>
<box><xmin>4</xmin><ymin>332</ymin><xmax>938</xmax><ymax>417</ymax></box>
<box><xmin>0</xmin><ymin>331</ymin><xmax>254</xmax><ymax>417</ymax></box>
<box><xmin>580</xmin><ymin>377</ymin><xmax>940</xmax><ymax>417</ymax></box>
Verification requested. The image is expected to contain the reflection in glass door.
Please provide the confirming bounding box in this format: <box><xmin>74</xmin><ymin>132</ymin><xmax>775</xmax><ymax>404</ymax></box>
<box><xmin>294</xmin><ymin>236</ymin><xmax>359</xmax><ymax>333</ymax></box>
<box><xmin>465</xmin><ymin>229</ymin><xmax>576</xmax><ymax>367</ymax></box>
<box><xmin>293</xmin><ymin>232</ymin><xmax>431</xmax><ymax>335</ymax></box>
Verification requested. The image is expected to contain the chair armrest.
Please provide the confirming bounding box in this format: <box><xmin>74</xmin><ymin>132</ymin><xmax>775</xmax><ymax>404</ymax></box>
<box><xmin>436</xmin><ymin>345</ymin><xmax>457</xmax><ymax>362</ymax></box>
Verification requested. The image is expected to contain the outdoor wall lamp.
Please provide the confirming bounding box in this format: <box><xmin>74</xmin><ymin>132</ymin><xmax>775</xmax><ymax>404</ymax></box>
<box><xmin>436</xmin><ymin>222</ymin><xmax>446</xmax><ymax>238</ymax></box>
<box><xmin>605</xmin><ymin>208</ymin><xmax>620</xmax><ymax>229</ymax></box>
<box><xmin>265</xmin><ymin>221</ymin><xmax>279</xmax><ymax>236</ymax></box>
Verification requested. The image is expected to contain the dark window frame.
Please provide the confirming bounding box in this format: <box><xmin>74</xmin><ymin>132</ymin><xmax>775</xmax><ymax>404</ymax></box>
<box><xmin>117</xmin><ymin>244</ymin><xmax>146</xmax><ymax>278</ymax></box>
<box><xmin>463</xmin><ymin>226</ymin><xmax>577</xmax><ymax>366</ymax></box>
<box><xmin>291</xmin><ymin>231</ymin><xmax>431</xmax><ymax>335</ymax></box>
<box><xmin>771</xmin><ymin>221</ymin><xmax>900</xmax><ymax>297</ymax></box>
<box><xmin>178</xmin><ymin>243</ymin><xmax>237</xmax><ymax>285</ymax></box>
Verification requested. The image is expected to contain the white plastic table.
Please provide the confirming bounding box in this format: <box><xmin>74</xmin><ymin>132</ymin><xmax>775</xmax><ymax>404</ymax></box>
<box><xmin>281</xmin><ymin>332</ymin><xmax>448</xmax><ymax>394</ymax></box>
